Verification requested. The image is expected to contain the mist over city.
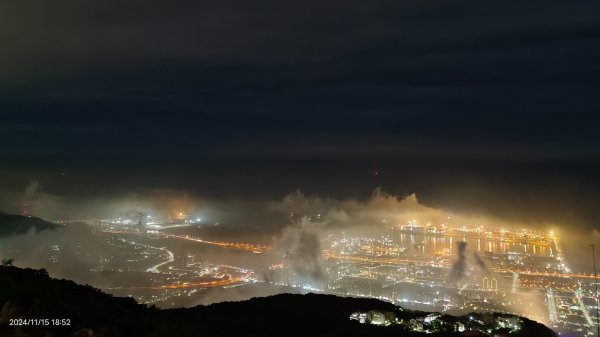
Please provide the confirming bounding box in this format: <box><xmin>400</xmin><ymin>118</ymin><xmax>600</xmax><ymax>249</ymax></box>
<box><xmin>1</xmin><ymin>1</ymin><xmax>600</xmax><ymax>336</ymax></box>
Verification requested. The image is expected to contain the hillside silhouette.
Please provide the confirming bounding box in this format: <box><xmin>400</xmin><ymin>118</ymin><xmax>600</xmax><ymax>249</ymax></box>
<box><xmin>0</xmin><ymin>212</ymin><xmax>57</xmax><ymax>238</ymax></box>
<box><xmin>0</xmin><ymin>265</ymin><xmax>556</xmax><ymax>337</ymax></box>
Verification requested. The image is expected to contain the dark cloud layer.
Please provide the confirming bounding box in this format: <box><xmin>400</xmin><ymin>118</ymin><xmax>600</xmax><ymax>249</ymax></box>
<box><xmin>1</xmin><ymin>1</ymin><xmax>599</xmax><ymax>234</ymax></box>
<box><xmin>2</xmin><ymin>0</ymin><xmax>599</xmax><ymax>161</ymax></box>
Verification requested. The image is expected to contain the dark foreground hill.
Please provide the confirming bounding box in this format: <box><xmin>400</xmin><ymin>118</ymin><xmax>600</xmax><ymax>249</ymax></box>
<box><xmin>0</xmin><ymin>265</ymin><xmax>556</xmax><ymax>337</ymax></box>
<box><xmin>0</xmin><ymin>212</ymin><xmax>57</xmax><ymax>238</ymax></box>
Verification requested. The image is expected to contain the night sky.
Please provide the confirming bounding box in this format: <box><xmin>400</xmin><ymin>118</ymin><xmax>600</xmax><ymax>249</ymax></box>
<box><xmin>1</xmin><ymin>0</ymin><xmax>600</xmax><ymax>229</ymax></box>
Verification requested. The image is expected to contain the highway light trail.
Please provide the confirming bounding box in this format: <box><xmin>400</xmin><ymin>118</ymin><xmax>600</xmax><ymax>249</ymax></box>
<box><xmin>101</xmin><ymin>229</ymin><xmax>272</xmax><ymax>253</ymax></box>
<box><xmin>114</xmin><ymin>276</ymin><xmax>247</xmax><ymax>290</ymax></box>
<box><xmin>147</xmin><ymin>247</ymin><xmax>174</xmax><ymax>273</ymax></box>
<box><xmin>160</xmin><ymin>233</ymin><xmax>272</xmax><ymax>253</ymax></box>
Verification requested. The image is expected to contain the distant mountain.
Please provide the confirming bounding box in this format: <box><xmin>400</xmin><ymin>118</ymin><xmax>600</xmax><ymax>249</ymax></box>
<box><xmin>0</xmin><ymin>266</ymin><xmax>556</xmax><ymax>337</ymax></box>
<box><xmin>0</xmin><ymin>212</ymin><xmax>58</xmax><ymax>238</ymax></box>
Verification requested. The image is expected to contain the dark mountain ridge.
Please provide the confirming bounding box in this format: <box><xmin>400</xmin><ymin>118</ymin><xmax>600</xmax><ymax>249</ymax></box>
<box><xmin>0</xmin><ymin>212</ymin><xmax>58</xmax><ymax>238</ymax></box>
<box><xmin>0</xmin><ymin>265</ymin><xmax>556</xmax><ymax>337</ymax></box>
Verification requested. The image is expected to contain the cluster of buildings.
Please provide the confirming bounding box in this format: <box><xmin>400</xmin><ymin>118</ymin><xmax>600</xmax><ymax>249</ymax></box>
<box><xmin>350</xmin><ymin>309</ymin><xmax>522</xmax><ymax>335</ymax></box>
<box><xmin>36</xmin><ymin>214</ymin><xmax>599</xmax><ymax>337</ymax></box>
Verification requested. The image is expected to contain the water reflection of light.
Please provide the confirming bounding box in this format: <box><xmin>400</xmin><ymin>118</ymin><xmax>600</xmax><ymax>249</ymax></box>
<box><xmin>389</xmin><ymin>230</ymin><xmax>554</xmax><ymax>258</ymax></box>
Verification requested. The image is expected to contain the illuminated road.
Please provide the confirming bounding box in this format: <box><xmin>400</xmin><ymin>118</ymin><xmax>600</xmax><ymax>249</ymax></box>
<box><xmin>575</xmin><ymin>289</ymin><xmax>594</xmax><ymax>326</ymax></box>
<box><xmin>160</xmin><ymin>233</ymin><xmax>272</xmax><ymax>253</ymax></box>
<box><xmin>147</xmin><ymin>247</ymin><xmax>174</xmax><ymax>273</ymax></box>
<box><xmin>101</xmin><ymin>229</ymin><xmax>272</xmax><ymax>253</ymax></box>
<box><xmin>100</xmin><ymin>229</ymin><xmax>255</xmax><ymax>290</ymax></box>
<box><xmin>116</xmin><ymin>239</ymin><xmax>175</xmax><ymax>273</ymax></box>
<box><xmin>110</xmin><ymin>276</ymin><xmax>246</xmax><ymax>290</ymax></box>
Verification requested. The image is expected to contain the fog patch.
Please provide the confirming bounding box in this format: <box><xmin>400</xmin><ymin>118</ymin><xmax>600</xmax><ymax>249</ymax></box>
<box><xmin>274</xmin><ymin>217</ymin><xmax>326</xmax><ymax>284</ymax></box>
